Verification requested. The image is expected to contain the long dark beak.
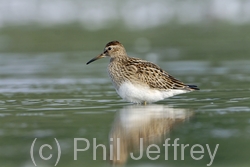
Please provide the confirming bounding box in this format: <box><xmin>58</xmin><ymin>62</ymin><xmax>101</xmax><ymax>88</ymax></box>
<box><xmin>86</xmin><ymin>53</ymin><xmax>106</xmax><ymax>65</ymax></box>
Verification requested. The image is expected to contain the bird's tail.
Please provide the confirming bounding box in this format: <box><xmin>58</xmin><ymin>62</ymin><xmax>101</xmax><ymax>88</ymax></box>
<box><xmin>187</xmin><ymin>85</ymin><xmax>200</xmax><ymax>90</ymax></box>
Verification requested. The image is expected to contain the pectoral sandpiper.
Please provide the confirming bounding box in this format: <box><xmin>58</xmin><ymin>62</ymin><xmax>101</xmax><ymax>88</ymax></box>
<box><xmin>86</xmin><ymin>41</ymin><xmax>199</xmax><ymax>104</ymax></box>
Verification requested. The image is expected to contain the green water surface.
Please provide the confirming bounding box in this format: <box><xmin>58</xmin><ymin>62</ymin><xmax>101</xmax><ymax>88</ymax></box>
<box><xmin>0</xmin><ymin>25</ymin><xmax>249</xmax><ymax>167</ymax></box>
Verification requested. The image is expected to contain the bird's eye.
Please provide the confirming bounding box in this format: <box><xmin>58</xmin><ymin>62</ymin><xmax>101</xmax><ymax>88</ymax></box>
<box><xmin>108</xmin><ymin>47</ymin><xmax>111</xmax><ymax>50</ymax></box>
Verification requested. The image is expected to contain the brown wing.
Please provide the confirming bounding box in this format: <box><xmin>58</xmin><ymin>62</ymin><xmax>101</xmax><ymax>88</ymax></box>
<box><xmin>123</xmin><ymin>58</ymin><xmax>191</xmax><ymax>90</ymax></box>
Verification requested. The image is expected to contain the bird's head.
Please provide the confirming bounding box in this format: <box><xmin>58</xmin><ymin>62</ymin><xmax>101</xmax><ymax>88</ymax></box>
<box><xmin>86</xmin><ymin>41</ymin><xmax>126</xmax><ymax>65</ymax></box>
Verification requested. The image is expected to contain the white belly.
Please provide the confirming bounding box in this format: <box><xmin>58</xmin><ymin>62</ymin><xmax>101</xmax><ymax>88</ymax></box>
<box><xmin>116</xmin><ymin>81</ymin><xmax>189</xmax><ymax>104</ymax></box>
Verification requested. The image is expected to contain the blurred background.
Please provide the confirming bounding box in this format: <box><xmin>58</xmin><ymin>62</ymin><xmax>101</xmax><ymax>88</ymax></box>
<box><xmin>0</xmin><ymin>0</ymin><xmax>250</xmax><ymax>167</ymax></box>
<box><xmin>0</xmin><ymin>0</ymin><xmax>250</xmax><ymax>53</ymax></box>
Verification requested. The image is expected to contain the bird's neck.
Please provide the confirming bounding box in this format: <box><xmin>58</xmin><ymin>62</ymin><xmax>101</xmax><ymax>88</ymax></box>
<box><xmin>110</xmin><ymin>54</ymin><xmax>128</xmax><ymax>63</ymax></box>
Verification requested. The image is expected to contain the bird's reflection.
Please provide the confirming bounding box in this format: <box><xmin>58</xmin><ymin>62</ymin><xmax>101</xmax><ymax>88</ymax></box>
<box><xmin>108</xmin><ymin>105</ymin><xmax>193</xmax><ymax>166</ymax></box>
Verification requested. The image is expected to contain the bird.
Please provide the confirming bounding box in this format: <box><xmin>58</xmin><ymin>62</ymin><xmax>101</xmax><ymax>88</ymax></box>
<box><xmin>86</xmin><ymin>41</ymin><xmax>199</xmax><ymax>104</ymax></box>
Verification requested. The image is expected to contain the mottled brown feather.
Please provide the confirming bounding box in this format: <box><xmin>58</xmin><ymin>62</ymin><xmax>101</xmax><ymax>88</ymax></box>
<box><xmin>109</xmin><ymin>56</ymin><xmax>192</xmax><ymax>91</ymax></box>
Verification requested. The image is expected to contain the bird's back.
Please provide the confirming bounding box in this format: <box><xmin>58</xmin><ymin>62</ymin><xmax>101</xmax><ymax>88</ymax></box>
<box><xmin>108</xmin><ymin>56</ymin><xmax>197</xmax><ymax>91</ymax></box>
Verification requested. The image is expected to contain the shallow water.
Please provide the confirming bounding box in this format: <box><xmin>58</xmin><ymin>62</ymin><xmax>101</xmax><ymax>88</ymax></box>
<box><xmin>0</xmin><ymin>51</ymin><xmax>249</xmax><ymax>167</ymax></box>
